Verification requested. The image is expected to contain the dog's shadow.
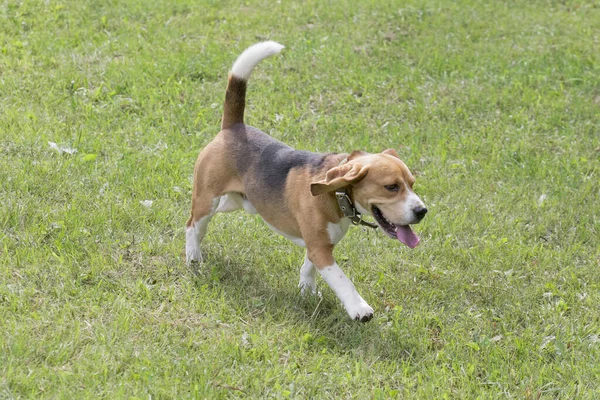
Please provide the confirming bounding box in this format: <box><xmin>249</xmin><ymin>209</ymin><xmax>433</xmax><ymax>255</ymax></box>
<box><xmin>188</xmin><ymin>245</ymin><xmax>416</xmax><ymax>360</ymax></box>
<box><xmin>190</xmin><ymin>246</ymin><xmax>339</xmax><ymax>322</ymax></box>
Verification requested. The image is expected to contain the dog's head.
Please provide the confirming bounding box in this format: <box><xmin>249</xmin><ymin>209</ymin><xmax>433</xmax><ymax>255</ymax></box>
<box><xmin>310</xmin><ymin>149</ymin><xmax>427</xmax><ymax>248</ymax></box>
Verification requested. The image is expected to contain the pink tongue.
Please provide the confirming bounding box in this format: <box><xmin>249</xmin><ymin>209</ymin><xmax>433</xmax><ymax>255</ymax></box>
<box><xmin>396</xmin><ymin>225</ymin><xmax>420</xmax><ymax>248</ymax></box>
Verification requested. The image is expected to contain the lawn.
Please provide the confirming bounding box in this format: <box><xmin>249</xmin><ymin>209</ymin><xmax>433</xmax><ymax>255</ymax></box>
<box><xmin>1</xmin><ymin>0</ymin><xmax>599</xmax><ymax>398</ymax></box>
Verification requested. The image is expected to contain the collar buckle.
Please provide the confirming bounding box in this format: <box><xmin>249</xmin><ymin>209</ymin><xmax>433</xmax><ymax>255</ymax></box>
<box><xmin>335</xmin><ymin>190</ymin><xmax>378</xmax><ymax>229</ymax></box>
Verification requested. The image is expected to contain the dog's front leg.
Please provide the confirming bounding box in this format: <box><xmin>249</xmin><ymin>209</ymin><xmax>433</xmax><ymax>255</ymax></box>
<box><xmin>307</xmin><ymin>245</ymin><xmax>374</xmax><ymax>322</ymax></box>
<box><xmin>319</xmin><ymin>262</ymin><xmax>374</xmax><ymax>322</ymax></box>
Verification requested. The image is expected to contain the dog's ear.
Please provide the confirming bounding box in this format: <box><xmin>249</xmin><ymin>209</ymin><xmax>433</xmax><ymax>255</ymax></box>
<box><xmin>348</xmin><ymin>150</ymin><xmax>369</xmax><ymax>160</ymax></box>
<box><xmin>382</xmin><ymin>148</ymin><xmax>400</xmax><ymax>158</ymax></box>
<box><xmin>310</xmin><ymin>162</ymin><xmax>369</xmax><ymax>196</ymax></box>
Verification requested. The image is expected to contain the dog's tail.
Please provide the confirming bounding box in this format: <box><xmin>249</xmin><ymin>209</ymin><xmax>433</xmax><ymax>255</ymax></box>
<box><xmin>221</xmin><ymin>41</ymin><xmax>285</xmax><ymax>130</ymax></box>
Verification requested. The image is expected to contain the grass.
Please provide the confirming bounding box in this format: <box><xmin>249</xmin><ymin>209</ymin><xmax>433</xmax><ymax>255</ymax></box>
<box><xmin>1</xmin><ymin>0</ymin><xmax>599</xmax><ymax>398</ymax></box>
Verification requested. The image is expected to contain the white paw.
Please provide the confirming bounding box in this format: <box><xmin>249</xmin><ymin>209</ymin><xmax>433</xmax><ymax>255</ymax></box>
<box><xmin>344</xmin><ymin>299</ymin><xmax>374</xmax><ymax>322</ymax></box>
<box><xmin>185</xmin><ymin>247</ymin><xmax>202</xmax><ymax>265</ymax></box>
<box><xmin>298</xmin><ymin>277</ymin><xmax>317</xmax><ymax>296</ymax></box>
<box><xmin>185</xmin><ymin>225</ymin><xmax>203</xmax><ymax>265</ymax></box>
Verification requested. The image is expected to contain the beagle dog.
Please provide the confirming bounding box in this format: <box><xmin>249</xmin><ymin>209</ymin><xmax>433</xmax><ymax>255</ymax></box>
<box><xmin>186</xmin><ymin>41</ymin><xmax>427</xmax><ymax>321</ymax></box>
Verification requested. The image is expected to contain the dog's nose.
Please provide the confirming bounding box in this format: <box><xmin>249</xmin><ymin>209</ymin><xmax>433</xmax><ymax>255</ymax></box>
<box><xmin>413</xmin><ymin>206</ymin><xmax>428</xmax><ymax>220</ymax></box>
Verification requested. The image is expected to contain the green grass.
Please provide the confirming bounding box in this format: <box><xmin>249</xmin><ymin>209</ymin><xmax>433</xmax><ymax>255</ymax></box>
<box><xmin>1</xmin><ymin>0</ymin><xmax>599</xmax><ymax>398</ymax></box>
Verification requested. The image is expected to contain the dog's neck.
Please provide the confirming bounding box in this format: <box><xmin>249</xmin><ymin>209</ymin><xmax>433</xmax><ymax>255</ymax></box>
<box><xmin>335</xmin><ymin>189</ymin><xmax>378</xmax><ymax>229</ymax></box>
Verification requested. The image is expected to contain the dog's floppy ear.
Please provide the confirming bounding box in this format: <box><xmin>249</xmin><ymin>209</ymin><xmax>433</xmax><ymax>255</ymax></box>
<box><xmin>310</xmin><ymin>162</ymin><xmax>369</xmax><ymax>196</ymax></box>
<box><xmin>382</xmin><ymin>148</ymin><xmax>400</xmax><ymax>158</ymax></box>
<box><xmin>348</xmin><ymin>150</ymin><xmax>369</xmax><ymax>160</ymax></box>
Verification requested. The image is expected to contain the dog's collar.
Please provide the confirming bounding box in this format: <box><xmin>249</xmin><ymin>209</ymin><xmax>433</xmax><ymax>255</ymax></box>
<box><xmin>335</xmin><ymin>189</ymin><xmax>378</xmax><ymax>229</ymax></box>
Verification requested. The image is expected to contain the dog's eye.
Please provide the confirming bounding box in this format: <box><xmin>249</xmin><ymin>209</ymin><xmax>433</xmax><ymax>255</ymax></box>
<box><xmin>384</xmin><ymin>184</ymin><xmax>399</xmax><ymax>192</ymax></box>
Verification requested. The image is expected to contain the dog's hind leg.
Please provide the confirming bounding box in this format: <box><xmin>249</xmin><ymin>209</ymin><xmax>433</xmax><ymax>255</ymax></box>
<box><xmin>186</xmin><ymin>137</ymin><xmax>244</xmax><ymax>264</ymax></box>
<box><xmin>186</xmin><ymin>196</ymin><xmax>220</xmax><ymax>264</ymax></box>
<box><xmin>298</xmin><ymin>252</ymin><xmax>317</xmax><ymax>296</ymax></box>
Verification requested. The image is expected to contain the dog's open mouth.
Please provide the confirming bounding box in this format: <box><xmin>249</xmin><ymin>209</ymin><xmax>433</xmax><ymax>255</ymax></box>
<box><xmin>372</xmin><ymin>206</ymin><xmax>420</xmax><ymax>248</ymax></box>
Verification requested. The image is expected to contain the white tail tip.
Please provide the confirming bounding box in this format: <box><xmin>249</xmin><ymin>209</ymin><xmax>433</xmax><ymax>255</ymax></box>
<box><xmin>230</xmin><ymin>41</ymin><xmax>285</xmax><ymax>81</ymax></box>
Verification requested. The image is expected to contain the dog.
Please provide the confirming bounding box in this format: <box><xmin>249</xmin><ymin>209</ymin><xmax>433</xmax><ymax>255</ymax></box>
<box><xmin>186</xmin><ymin>41</ymin><xmax>427</xmax><ymax>321</ymax></box>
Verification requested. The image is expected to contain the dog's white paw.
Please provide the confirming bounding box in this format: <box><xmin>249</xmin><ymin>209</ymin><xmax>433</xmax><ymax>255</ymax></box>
<box><xmin>344</xmin><ymin>299</ymin><xmax>374</xmax><ymax>322</ymax></box>
<box><xmin>186</xmin><ymin>249</ymin><xmax>202</xmax><ymax>265</ymax></box>
<box><xmin>185</xmin><ymin>225</ymin><xmax>203</xmax><ymax>265</ymax></box>
<box><xmin>298</xmin><ymin>255</ymin><xmax>317</xmax><ymax>296</ymax></box>
<box><xmin>298</xmin><ymin>277</ymin><xmax>317</xmax><ymax>296</ymax></box>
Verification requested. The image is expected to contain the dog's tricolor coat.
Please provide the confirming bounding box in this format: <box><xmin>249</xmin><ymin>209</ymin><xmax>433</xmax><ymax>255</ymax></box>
<box><xmin>186</xmin><ymin>41</ymin><xmax>427</xmax><ymax>321</ymax></box>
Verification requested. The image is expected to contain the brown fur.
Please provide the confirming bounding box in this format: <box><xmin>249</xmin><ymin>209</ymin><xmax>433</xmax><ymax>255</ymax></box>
<box><xmin>187</xmin><ymin>45</ymin><xmax>425</xmax><ymax>272</ymax></box>
<box><xmin>187</xmin><ymin>137</ymin><xmax>420</xmax><ymax>270</ymax></box>
<box><xmin>221</xmin><ymin>75</ymin><xmax>247</xmax><ymax>130</ymax></box>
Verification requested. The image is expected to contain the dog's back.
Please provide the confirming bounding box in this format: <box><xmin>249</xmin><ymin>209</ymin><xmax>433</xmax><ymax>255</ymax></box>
<box><xmin>217</xmin><ymin>41</ymin><xmax>336</xmax><ymax>210</ymax></box>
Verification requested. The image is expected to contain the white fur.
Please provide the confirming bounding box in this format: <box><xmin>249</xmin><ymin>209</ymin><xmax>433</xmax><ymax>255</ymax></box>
<box><xmin>264</xmin><ymin>221</ymin><xmax>306</xmax><ymax>247</ymax></box>
<box><xmin>215</xmin><ymin>193</ymin><xmax>243</xmax><ymax>213</ymax></box>
<box><xmin>403</xmin><ymin>190</ymin><xmax>426</xmax><ymax>224</ymax></box>
<box><xmin>215</xmin><ymin>193</ymin><xmax>257</xmax><ymax>214</ymax></box>
<box><xmin>355</xmin><ymin>201</ymin><xmax>371</xmax><ymax>217</ymax></box>
<box><xmin>242</xmin><ymin>199</ymin><xmax>257</xmax><ymax>214</ymax></box>
<box><xmin>318</xmin><ymin>263</ymin><xmax>373</xmax><ymax>320</ymax></box>
<box><xmin>185</xmin><ymin>224</ymin><xmax>202</xmax><ymax>263</ymax></box>
<box><xmin>356</xmin><ymin>192</ymin><xmax>425</xmax><ymax>225</ymax></box>
<box><xmin>327</xmin><ymin>219</ymin><xmax>351</xmax><ymax>245</ymax></box>
<box><xmin>185</xmin><ymin>197</ymin><xmax>220</xmax><ymax>264</ymax></box>
<box><xmin>298</xmin><ymin>253</ymin><xmax>317</xmax><ymax>295</ymax></box>
<box><xmin>230</xmin><ymin>41</ymin><xmax>284</xmax><ymax>81</ymax></box>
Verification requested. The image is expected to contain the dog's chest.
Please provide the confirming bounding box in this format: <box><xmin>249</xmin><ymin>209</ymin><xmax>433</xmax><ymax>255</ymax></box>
<box><xmin>327</xmin><ymin>218</ymin><xmax>351</xmax><ymax>245</ymax></box>
<box><xmin>263</xmin><ymin>221</ymin><xmax>306</xmax><ymax>247</ymax></box>
<box><xmin>263</xmin><ymin>218</ymin><xmax>351</xmax><ymax>247</ymax></box>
